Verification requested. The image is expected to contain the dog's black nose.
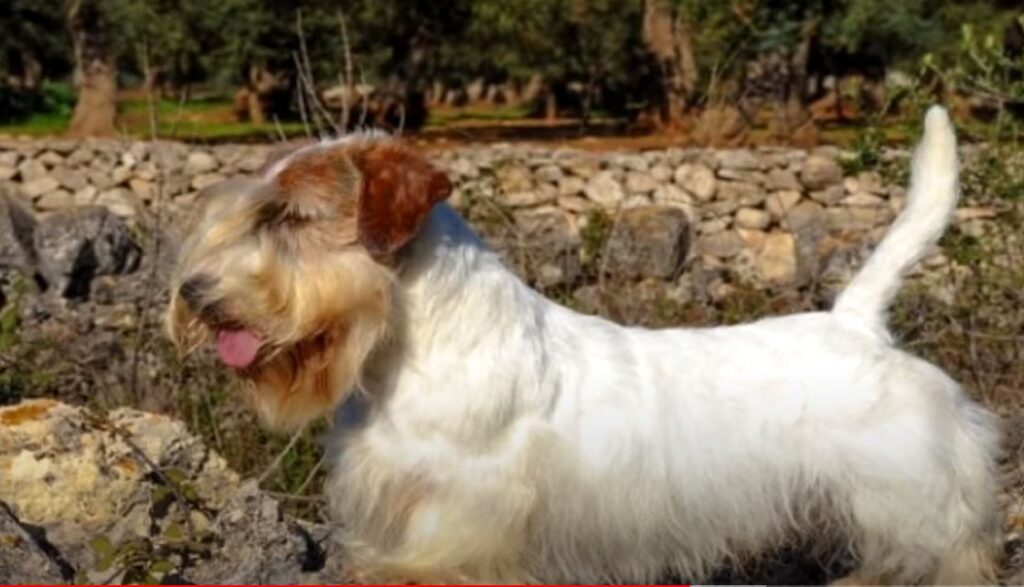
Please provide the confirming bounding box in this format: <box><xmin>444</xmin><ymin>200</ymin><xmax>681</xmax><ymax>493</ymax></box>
<box><xmin>178</xmin><ymin>275</ymin><xmax>215</xmax><ymax>310</ymax></box>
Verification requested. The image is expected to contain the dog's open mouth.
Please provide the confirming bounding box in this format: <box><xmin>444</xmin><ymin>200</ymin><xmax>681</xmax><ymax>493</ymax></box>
<box><xmin>216</xmin><ymin>328</ymin><xmax>262</xmax><ymax>369</ymax></box>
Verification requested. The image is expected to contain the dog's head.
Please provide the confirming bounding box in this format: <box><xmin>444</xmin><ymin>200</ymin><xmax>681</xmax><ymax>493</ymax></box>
<box><xmin>167</xmin><ymin>135</ymin><xmax>451</xmax><ymax>430</ymax></box>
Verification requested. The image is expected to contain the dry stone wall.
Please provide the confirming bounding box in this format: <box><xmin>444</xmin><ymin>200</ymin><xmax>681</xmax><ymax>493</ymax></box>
<box><xmin>0</xmin><ymin>138</ymin><xmax>996</xmax><ymax>303</ymax></box>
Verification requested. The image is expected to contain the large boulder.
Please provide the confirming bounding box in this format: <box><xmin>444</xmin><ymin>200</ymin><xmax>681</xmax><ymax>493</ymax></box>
<box><xmin>0</xmin><ymin>190</ymin><xmax>38</xmax><ymax>271</ymax></box>
<box><xmin>604</xmin><ymin>206</ymin><xmax>691</xmax><ymax>279</ymax></box>
<box><xmin>33</xmin><ymin>206</ymin><xmax>142</xmax><ymax>299</ymax></box>
<box><xmin>0</xmin><ymin>399</ymin><xmax>341</xmax><ymax>584</ymax></box>
<box><xmin>799</xmin><ymin>154</ymin><xmax>843</xmax><ymax>190</ymax></box>
<box><xmin>0</xmin><ymin>501</ymin><xmax>70</xmax><ymax>583</ymax></box>
<box><xmin>512</xmin><ymin>209</ymin><xmax>581</xmax><ymax>288</ymax></box>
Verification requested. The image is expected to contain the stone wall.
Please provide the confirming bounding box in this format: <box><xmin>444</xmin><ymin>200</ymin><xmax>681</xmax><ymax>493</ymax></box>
<box><xmin>0</xmin><ymin>138</ymin><xmax>997</xmax><ymax>303</ymax></box>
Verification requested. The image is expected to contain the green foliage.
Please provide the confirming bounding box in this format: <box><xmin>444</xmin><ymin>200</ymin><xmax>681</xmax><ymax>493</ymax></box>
<box><xmin>923</xmin><ymin>14</ymin><xmax>1024</xmax><ymax>132</ymax></box>
<box><xmin>105</xmin><ymin>0</ymin><xmax>236</xmax><ymax>88</ymax></box>
<box><xmin>840</xmin><ymin>125</ymin><xmax>886</xmax><ymax>174</ymax></box>
<box><xmin>0</xmin><ymin>81</ymin><xmax>75</xmax><ymax>125</ymax></box>
<box><xmin>960</xmin><ymin>148</ymin><xmax>1024</xmax><ymax>203</ymax></box>
<box><xmin>3</xmin><ymin>0</ymin><xmax>1023</xmax><ymax>128</ymax></box>
<box><xmin>0</xmin><ymin>273</ymin><xmax>57</xmax><ymax>406</ymax></box>
<box><xmin>579</xmin><ymin>208</ymin><xmax>612</xmax><ymax>266</ymax></box>
<box><xmin>942</xmin><ymin>232</ymin><xmax>986</xmax><ymax>265</ymax></box>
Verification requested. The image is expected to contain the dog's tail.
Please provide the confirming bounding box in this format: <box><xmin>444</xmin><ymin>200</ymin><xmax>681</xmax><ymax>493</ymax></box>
<box><xmin>832</xmin><ymin>105</ymin><xmax>959</xmax><ymax>332</ymax></box>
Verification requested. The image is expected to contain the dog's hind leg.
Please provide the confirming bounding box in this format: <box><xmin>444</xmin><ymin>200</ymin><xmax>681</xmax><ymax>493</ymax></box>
<box><xmin>834</xmin><ymin>383</ymin><xmax>1000</xmax><ymax>585</ymax></box>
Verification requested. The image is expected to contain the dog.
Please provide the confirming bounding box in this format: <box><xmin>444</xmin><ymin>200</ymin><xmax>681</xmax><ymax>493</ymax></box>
<box><xmin>167</xmin><ymin>107</ymin><xmax>1001</xmax><ymax>584</ymax></box>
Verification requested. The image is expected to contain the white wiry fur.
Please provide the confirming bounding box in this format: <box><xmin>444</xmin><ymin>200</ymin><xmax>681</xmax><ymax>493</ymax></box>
<box><xmin>325</xmin><ymin>106</ymin><xmax>1001</xmax><ymax>584</ymax></box>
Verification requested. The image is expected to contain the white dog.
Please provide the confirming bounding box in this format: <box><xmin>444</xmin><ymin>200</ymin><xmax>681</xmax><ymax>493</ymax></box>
<box><xmin>168</xmin><ymin>106</ymin><xmax>1001</xmax><ymax>584</ymax></box>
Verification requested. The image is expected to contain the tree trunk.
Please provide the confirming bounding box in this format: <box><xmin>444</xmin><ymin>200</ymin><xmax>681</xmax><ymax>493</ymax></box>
<box><xmin>544</xmin><ymin>87</ymin><xmax>557</xmax><ymax>121</ymax></box>
<box><xmin>246</xmin><ymin>65</ymin><xmax>269</xmax><ymax>124</ymax></box>
<box><xmin>642</xmin><ymin>0</ymin><xmax>698</xmax><ymax>128</ymax></box>
<box><xmin>17</xmin><ymin>51</ymin><xmax>42</xmax><ymax>90</ymax></box>
<box><xmin>780</xmin><ymin>19</ymin><xmax>819</xmax><ymax>146</ymax></box>
<box><xmin>66</xmin><ymin>0</ymin><xmax>117</xmax><ymax>138</ymax></box>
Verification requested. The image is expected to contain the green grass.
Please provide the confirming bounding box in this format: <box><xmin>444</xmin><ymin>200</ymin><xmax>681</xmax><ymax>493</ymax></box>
<box><xmin>0</xmin><ymin>98</ymin><xmax>316</xmax><ymax>142</ymax></box>
<box><xmin>0</xmin><ymin>111</ymin><xmax>72</xmax><ymax>137</ymax></box>
<box><xmin>143</xmin><ymin>120</ymin><xmax>310</xmax><ymax>141</ymax></box>
<box><xmin>425</xmin><ymin>104</ymin><xmax>533</xmax><ymax>126</ymax></box>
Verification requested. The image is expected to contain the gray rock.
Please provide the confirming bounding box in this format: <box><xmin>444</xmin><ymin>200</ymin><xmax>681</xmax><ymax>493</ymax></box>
<box><xmin>735</xmin><ymin>207</ymin><xmax>771</xmax><ymax>230</ymax></box>
<box><xmin>448</xmin><ymin>157</ymin><xmax>480</xmax><ymax>180</ymax></box>
<box><xmin>505</xmin><ymin>186</ymin><xmax>556</xmax><ymax>208</ymax></box>
<box><xmin>827</xmin><ymin>207</ymin><xmax>886</xmax><ymax>232</ymax></box>
<box><xmin>716</xmin><ymin>181</ymin><xmax>765</xmax><ymax>206</ymax></box>
<box><xmin>95</xmin><ymin>188</ymin><xmax>139</xmax><ymax>218</ymax></box>
<box><xmin>612</xmin><ymin>153</ymin><xmax>649</xmax><ymax>172</ymax></box>
<box><xmin>765</xmin><ymin>190</ymin><xmax>802</xmax><ymax>220</ymax></box>
<box><xmin>129</xmin><ymin>177</ymin><xmax>155</xmax><ymax>201</ymax></box>
<box><xmin>237</xmin><ymin>153</ymin><xmax>268</xmax><ymax>174</ymax></box>
<box><xmin>151</xmin><ymin>145</ymin><xmax>187</xmax><ymax>174</ymax></box>
<box><xmin>800</xmin><ymin>154</ymin><xmax>843</xmax><ymax>189</ymax></box>
<box><xmin>45</xmin><ymin>139</ymin><xmax>78</xmax><ymax>155</ymax></box>
<box><xmin>625</xmin><ymin>171</ymin><xmax>658</xmax><ymax>194</ymax></box>
<box><xmin>0</xmin><ymin>190</ymin><xmax>38</xmax><ymax>271</ymax></box>
<box><xmin>674</xmin><ymin>163</ymin><xmax>716</xmax><ymax>201</ymax></box>
<box><xmin>736</xmin><ymin>227</ymin><xmax>766</xmax><ymax>251</ymax></box>
<box><xmin>696</xmin><ymin>230</ymin><xmax>745</xmax><ymax>259</ymax></box>
<box><xmin>38</xmin><ymin>150</ymin><xmax>64</xmax><ymax>167</ymax></box>
<box><xmin>584</xmin><ymin>171</ymin><xmax>625</xmax><ymax>208</ymax></box>
<box><xmin>0</xmin><ymin>151</ymin><xmax>19</xmax><ymax>166</ymax></box>
<box><xmin>557</xmin><ymin>195</ymin><xmax>595</xmax><ymax>213</ymax></box>
<box><xmin>497</xmin><ymin>164</ymin><xmax>534</xmax><ymax>193</ymax></box>
<box><xmin>698</xmin><ymin>218</ymin><xmax>731</xmax><ymax>235</ymax></box>
<box><xmin>35</xmin><ymin>189</ymin><xmax>74</xmax><ymax>211</ymax></box>
<box><xmin>841</xmin><ymin>192</ymin><xmax>886</xmax><ymax>207</ymax></box>
<box><xmin>127</xmin><ymin>141</ymin><xmax>149</xmax><ymax>163</ymax></box>
<box><xmin>0</xmin><ymin>501</ymin><xmax>70</xmax><ymax>583</ymax></box>
<box><xmin>766</xmin><ymin>168</ymin><xmax>802</xmax><ymax>191</ymax></box>
<box><xmin>755</xmin><ymin>231</ymin><xmax>798</xmax><ymax>285</ymax></box>
<box><xmin>717</xmin><ymin>168</ymin><xmax>766</xmax><ymax>185</ymax></box>
<box><xmin>0</xmin><ymin>400</ymin><xmax>242</xmax><ymax>577</ymax></box>
<box><xmin>73</xmin><ymin>186</ymin><xmax>98</xmax><ymax>206</ymax></box>
<box><xmin>66</xmin><ymin>146</ymin><xmax>94</xmax><ymax>167</ymax></box>
<box><xmin>558</xmin><ymin>176</ymin><xmax>587</xmax><ymax>197</ymax></box>
<box><xmin>716</xmin><ymin>149</ymin><xmax>761</xmax><ymax>170</ymax></box>
<box><xmin>133</xmin><ymin>161</ymin><xmax>158</xmax><ymax>181</ymax></box>
<box><xmin>652</xmin><ymin>184</ymin><xmax>695</xmax><ymax>217</ymax></box>
<box><xmin>781</xmin><ymin>200</ymin><xmax>827</xmax><ymax>234</ymax></box>
<box><xmin>184</xmin><ymin>151</ymin><xmax>219</xmax><ymax>176</ymax></box>
<box><xmin>87</xmin><ymin>169</ymin><xmax>114</xmax><ymax>191</ymax></box>
<box><xmin>33</xmin><ymin>206</ymin><xmax>142</xmax><ymax>298</ymax></box>
<box><xmin>808</xmin><ymin>185</ymin><xmax>844</xmax><ymax>205</ymax></box>
<box><xmin>17</xmin><ymin>158</ymin><xmax>48</xmax><ymax>182</ymax></box>
<box><xmin>21</xmin><ymin>177</ymin><xmax>61</xmax><ymax>199</ymax></box>
<box><xmin>191</xmin><ymin>172</ymin><xmax>226</xmax><ymax>191</ymax></box>
<box><xmin>604</xmin><ymin>206</ymin><xmax>690</xmax><ymax>279</ymax></box>
<box><xmin>535</xmin><ymin>164</ymin><xmax>564</xmax><ymax>183</ymax></box>
<box><xmin>111</xmin><ymin>164</ymin><xmax>133</xmax><ymax>186</ymax></box>
<box><xmin>513</xmin><ymin>210</ymin><xmax>581</xmax><ymax>287</ymax></box>
<box><xmin>565</xmin><ymin>158</ymin><xmax>602</xmax><ymax>179</ymax></box>
<box><xmin>856</xmin><ymin>171</ymin><xmax>886</xmax><ymax>194</ymax></box>
<box><xmin>50</xmin><ymin>166</ymin><xmax>90</xmax><ymax>192</ymax></box>
<box><xmin>622</xmin><ymin>194</ymin><xmax>652</xmax><ymax>208</ymax></box>
<box><xmin>187</xmin><ymin>483</ymin><xmax>335</xmax><ymax>584</ymax></box>
<box><xmin>650</xmin><ymin>164</ymin><xmax>673</xmax><ymax>183</ymax></box>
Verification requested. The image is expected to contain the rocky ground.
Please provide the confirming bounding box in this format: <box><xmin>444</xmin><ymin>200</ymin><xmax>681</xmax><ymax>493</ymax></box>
<box><xmin>0</xmin><ymin>399</ymin><xmax>344</xmax><ymax>583</ymax></box>
<box><xmin>1</xmin><ymin>137</ymin><xmax>1023</xmax><ymax>583</ymax></box>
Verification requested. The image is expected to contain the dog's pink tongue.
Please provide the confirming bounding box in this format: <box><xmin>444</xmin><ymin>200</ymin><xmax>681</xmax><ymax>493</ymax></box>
<box><xmin>216</xmin><ymin>329</ymin><xmax>261</xmax><ymax>369</ymax></box>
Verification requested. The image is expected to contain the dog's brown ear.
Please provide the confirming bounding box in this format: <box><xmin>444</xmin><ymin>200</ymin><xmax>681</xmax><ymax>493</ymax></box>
<box><xmin>354</xmin><ymin>144</ymin><xmax>452</xmax><ymax>262</ymax></box>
